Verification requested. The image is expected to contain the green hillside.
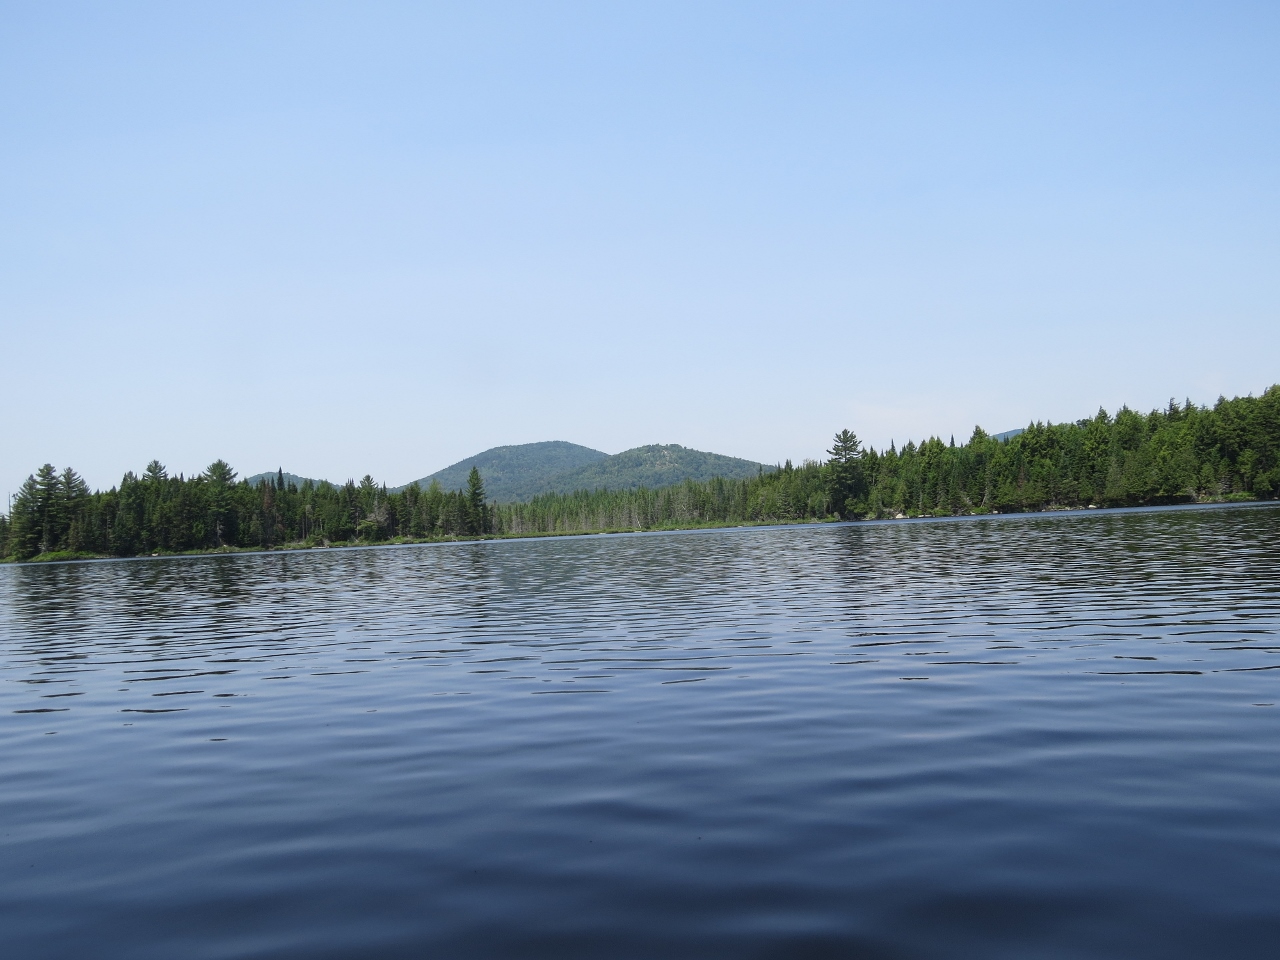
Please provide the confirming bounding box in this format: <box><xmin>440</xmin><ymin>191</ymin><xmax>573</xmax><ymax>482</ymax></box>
<box><xmin>543</xmin><ymin>444</ymin><xmax>770</xmax><ymax>495</ymax></box>
<box><xmin>246</xmin><ymin>471</ymin><xmax>323</xmax><ymax>489</ymax></box>
<box><xmin>397</xmin><ymin>441</ymin><xmax>772</xmax><ymax>502</ymax></box>
<box><xmin>398</xmin><ymin>441</ymin><xmax>608</xmax><ymax>502</ymax></box>
<box><xmin>246</xmin><ymin>442</ymin><xmax>771</xmax><ymax>502</ymax></box>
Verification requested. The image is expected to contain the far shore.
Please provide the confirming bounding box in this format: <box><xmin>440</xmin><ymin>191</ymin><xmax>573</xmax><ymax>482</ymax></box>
<box><xmin>3</xmin><ymin>496</ymin><xmax>1270</xmax><ymax>566</ymax></box>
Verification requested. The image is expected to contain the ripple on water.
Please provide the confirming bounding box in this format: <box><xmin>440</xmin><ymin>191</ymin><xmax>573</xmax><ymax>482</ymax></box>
<box><xmin>1</xmin><ymin>503</ymin><xmax>1279</xmax><ymax>959</ymax></box>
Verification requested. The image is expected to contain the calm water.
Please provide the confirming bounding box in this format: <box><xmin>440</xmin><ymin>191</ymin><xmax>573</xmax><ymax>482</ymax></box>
<box><xmin>2</xmin><ymin>504</ymin><xmax>1279</xmax><ymax>958</ymax></box>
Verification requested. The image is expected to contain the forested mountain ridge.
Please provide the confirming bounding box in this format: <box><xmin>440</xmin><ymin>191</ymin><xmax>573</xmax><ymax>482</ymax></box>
<box><xmin>397</xmin><ymin>441</ymin><xmax>769</xmax><ymax>501</ymax></box>
<box><xmin>246</xmin><ymin>471</ymin><xmax>322</xmax><ymax>489</ymax></box>
<box><xmin>3</xmin><ymin>386</ymin><xmax>1277</xmax><ymax>561</ymax></box>
<box><xmin>542</xmin><ymin>444</ymin><xmax>770</xmax><ymax>495</ymax></box>
<box><xmin>398</xmin><ymin>441</ymin><xmax>607</xmax><ymax>502</ymax></box>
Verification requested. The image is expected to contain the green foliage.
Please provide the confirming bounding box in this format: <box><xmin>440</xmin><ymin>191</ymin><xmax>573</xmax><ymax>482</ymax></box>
<box><xmin>465</xmin><ymin>467</ymin><xmax>489</xmax><ymax>535</ymax></box>
<box><xmin>824</xmin><ymin>429</ymin><xmax>867</xmax><ymax>519</ymax></box>
<box><xmin>849</xmin><ymin>387</ymin><xmax>1280</xmax><ymax>518</ymax></box>
<box><xmin>2</xmin><ymin>386</ymin><xmax>1276</xmax><ymax>560</ymax></box>
<box><xmin>484</xmin><ymin>387</ymin><xmax>1280</xmax><ymax>532</ymax></box>
<box><xmin>5</xmin><ymin>464</ymin><xmax>92</xmax><ymax>559</ymax></box>
<box><xmin>1</xmin><ymin>460</ymin><xmax>496</xmax><ymax>560</ymax></box>
<box><xmin>497</xmin><ymin>464</ymin><xmax>831</xmax><ymax>533</ymax></box>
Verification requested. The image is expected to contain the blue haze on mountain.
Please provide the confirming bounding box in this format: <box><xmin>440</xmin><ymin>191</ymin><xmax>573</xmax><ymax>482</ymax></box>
<box><xmin>399</xmin><ymin>441</ymin><xmax>608</xmax><ymax>502</ymax></box>
<box><xmin>248</xmin><ymin>441</ymin><xmax>773</xmax><ymax>503</ymax></box>
<box><xmin>399</xmin><ymin>442</ymin><xmax>771</xmax><ymax>502</ymax></box>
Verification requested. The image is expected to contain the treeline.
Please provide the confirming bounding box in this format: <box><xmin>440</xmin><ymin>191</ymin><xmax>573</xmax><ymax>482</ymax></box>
<box><xmin>0</xmin><ymin>463</ymin><xmax>494</xmax><ymax>561</ymax></box>
<box><xmin>499</xmin><ymin>386</ymin><xmax>1278</xmax><ymax>532</ymax></box>
<box><xmin>2</xmin><ymin>386</ymin><xmax>1277</xmax><ymax>560</ymax></box>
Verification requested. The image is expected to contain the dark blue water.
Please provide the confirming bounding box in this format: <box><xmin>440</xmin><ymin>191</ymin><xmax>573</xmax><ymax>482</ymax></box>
<box><xmin>2</xmin><ymin>504</ymin><xmax>1279</xmax><ymax>958</ymax></box>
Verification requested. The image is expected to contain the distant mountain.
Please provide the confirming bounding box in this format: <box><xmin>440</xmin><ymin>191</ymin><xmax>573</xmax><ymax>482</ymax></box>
<box><xmin>992</xmin><ymin>428</ymin><xmax>1026</xmax><ymax>442</ymax></box>
<box><xmin>542</xmin><ymin>444</ymin><xmax>770</xmax><ymax>496</ymax></box>
<box><xmin>397</xmin><ymin>441</ymin><xmax>608</xmax><ymax>502</ymax></box>
<box><xmin>246</xmin><ymin>471</ymin><xmax>324</xmax><ymax>488</ymax></box>
<box><xmin>396</xmin><ymin>441</ymin><xmax>773</xmax><ymax>502</ymax></box>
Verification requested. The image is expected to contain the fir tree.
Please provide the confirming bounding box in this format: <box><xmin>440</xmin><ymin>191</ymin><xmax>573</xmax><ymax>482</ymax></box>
<box><xmin>466</xmin><ymin>467</ymin><xmax>488</xmax><ymax>535</ymax></box>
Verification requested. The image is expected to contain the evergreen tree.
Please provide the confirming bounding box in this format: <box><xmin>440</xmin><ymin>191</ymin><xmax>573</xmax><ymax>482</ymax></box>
<box><xmin>34</xmin><ymin>464</ymin><xmax>61</xmax><ymax>554</ymax></box>
<box><xmin>60</xmin><ymin>467</ymin><xmax>89</xmax><ymax>501</ymax></box>
<box><xmin>466</xmin><ymin>467</ymin><xmax>488</xmax><ymax>535</ymax></box>
<box><xmin>59</xmin><ymin>467</ymin><xmax>90</xmax><ymax>551</ymax></box>
<box><xmin>7</xmin><ymin>474</ymin><xmax>44</xmax><ymax>559</ymax></box>
<box><xmin>203</xmin><ymin>460</ymin><xmax>237</xmax><ymax>545</ymax></box>
<box><xmin>825</xmin><ymin>429</ymin><xmax>867</xmax><ymax>519</ymax></box>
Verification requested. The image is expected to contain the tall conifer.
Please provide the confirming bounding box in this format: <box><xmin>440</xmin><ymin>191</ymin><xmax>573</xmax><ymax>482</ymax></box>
<box><xmin>466</xmin><ymin>467</ymin><xmax>487</xmax><ymax>535</ymax></box>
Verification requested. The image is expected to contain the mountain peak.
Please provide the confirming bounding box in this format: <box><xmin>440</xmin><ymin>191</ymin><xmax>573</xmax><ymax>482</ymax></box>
<box><xmin>398</xmin><ymin>441</ymin><xmax>771</xmax><ymax>502</ymax></box>
<box><xmin>396</xmin><ymin>441</ymin><xmax>608</xmax><ymax>501</ymax></box>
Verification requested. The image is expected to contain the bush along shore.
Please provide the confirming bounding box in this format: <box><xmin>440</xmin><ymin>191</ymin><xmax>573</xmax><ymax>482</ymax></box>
<box><xmin>2</xmin><ymin>386</ymin><xmax>1277</xmax><ymax>562</ymax></box>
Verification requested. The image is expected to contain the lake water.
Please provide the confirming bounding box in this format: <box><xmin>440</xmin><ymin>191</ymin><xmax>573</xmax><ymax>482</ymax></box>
<box><xmin>2</xmin><ymin>504</ymin><xmax>1279</xmax><ymax>958</ymax></box>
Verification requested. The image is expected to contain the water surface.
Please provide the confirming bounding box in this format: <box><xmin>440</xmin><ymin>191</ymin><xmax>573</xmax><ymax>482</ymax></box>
<box><xmin>3</xmin><ymin>504</ymin><xmax>1279</xmax><ymax>958</ymax></box>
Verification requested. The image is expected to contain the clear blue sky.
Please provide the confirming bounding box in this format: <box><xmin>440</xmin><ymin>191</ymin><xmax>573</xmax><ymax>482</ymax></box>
<box><xmin>3</xmin><ymin>2</ymin><xmax>1277</xmax><ymax>497</ymax></box>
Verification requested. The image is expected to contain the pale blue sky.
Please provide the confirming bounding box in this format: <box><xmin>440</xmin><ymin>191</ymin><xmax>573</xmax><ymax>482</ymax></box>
<box><xmin>3</xmin><ymin>2</ymin><xmax>1278</xmax><ymax>498</ymax></box>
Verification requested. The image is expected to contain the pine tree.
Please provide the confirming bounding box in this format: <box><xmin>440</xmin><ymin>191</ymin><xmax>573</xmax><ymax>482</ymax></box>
<box><xmin>59</xmin><ymin>468</ymin><xmax>90</xmax><ymax>552</ymax></box>
<box><xmin>60</xmin><ymin>467</ymin><xmax>89</xmax><ymax>500</ymax></box>
<box><xmin>204</xmin><ymin>460</ymin><xmax>237</xmax><ymax>546</ymax></box>
<box><xmin>35</xmin><ymin>464</ymin><xmax>61</xmax><ymax>554</ymax></box>
<box><xmin>466</xmin><ymin>467</ymin><xmax>488</xmax><ymax>535</ymax></box>
<box><xmin>204</xmin><ymin>460</ymin><xmax>236</xmax><ymax>486</ymax></box>
<box><xmin>825</xmin><ymin>429</ymin><xmax>867</xmax><ymax>519</ymax></box>
<box><xmin>6</xmin><ymin>474</ymin><xmax>44</xmax><ymax>559</ymax></box>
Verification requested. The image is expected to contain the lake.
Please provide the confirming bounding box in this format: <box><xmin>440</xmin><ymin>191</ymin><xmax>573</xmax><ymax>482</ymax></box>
<box><xmin>2</xmin><ymin>504</ymin><xmax>1279</xmax><ymax>958</ymax></box>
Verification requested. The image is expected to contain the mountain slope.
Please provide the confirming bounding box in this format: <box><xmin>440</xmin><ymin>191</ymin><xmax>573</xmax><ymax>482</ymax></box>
<box><xmin>398</xmin><ymin>441</ymin><xmax>608</xmax><ymax>502</ymax></box>
<box><xmin>249</xmin><ymin>442</ymin><xmax>771</xmax><ymax>501</ymax></box>
<box><xmin>246</xmin><ymin>471</ymin><xmax>323</xmax><ymax>488</ymax></box>
<box><xmin>539</xmin><ymin>444</ymin><xmax>770</xmax><ymax>496</ymax></box>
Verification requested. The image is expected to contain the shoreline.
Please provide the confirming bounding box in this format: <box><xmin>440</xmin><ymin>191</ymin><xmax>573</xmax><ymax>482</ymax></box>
<box><xmin>3</xmin><ymin>496</ymin><xmax>1273</xmax><ymax>567</ymax></box>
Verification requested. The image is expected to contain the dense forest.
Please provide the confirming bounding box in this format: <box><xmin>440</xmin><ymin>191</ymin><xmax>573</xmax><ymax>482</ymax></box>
<box><xmin>3</xmin><ymin>386</ymin><xmax>1277</xmax><ymax>561</ymax></box>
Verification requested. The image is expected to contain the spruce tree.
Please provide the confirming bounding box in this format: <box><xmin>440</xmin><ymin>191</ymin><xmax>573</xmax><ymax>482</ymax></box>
<box><xmin>59</xmin><ymin>468</ymin><xmax>90</xmax><ymax>552</ymax></box>
<box><xmin>466</xmin><ymin>467</ymin><xmax>487</xmax><ymax>535</ymax></box>
<box><xmin>6</xmin><ymin>474</ymin><xmax>43</xmax><ymax>559</ymax></box>
<box><xmin>35</xmin><ymin>464</ymin><xmax>61</xmax><ymax>554</ymax></box>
